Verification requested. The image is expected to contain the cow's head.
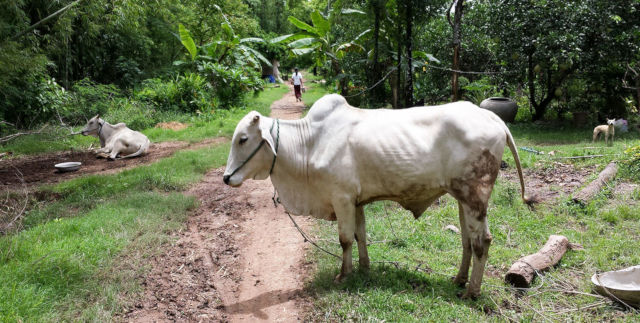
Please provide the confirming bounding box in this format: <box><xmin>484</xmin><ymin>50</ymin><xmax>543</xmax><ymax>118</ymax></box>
<box><xmin>223</xmin><ymin>111</ymin><xmax>277</xmax><ymax>187</ymax></box>
<box><xmin>80</xmin><ymin>115</ymin><xmax>104</xmax><ymax>136</ymax></box>
<box><xmin>607</xmin><ymin>118</ymin><xmax>616</xmax><ymax>126</ymax></box>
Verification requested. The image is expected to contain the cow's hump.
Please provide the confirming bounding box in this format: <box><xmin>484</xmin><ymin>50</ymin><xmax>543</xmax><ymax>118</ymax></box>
<box><xmin>307</xmin><ymin>94</ymin><xmax>347</xmax><ymax>123</ymax></box>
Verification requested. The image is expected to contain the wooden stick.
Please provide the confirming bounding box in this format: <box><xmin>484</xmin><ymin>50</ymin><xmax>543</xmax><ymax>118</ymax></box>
<box><xmin>572</xmin><ymin>162</ymin><xmax>618</xmax><ymax>204</ymax></box>
<box><xmin>505</xmin><ymin>235</ymin><xmax>570</xmax><ymax>288</ymax></box>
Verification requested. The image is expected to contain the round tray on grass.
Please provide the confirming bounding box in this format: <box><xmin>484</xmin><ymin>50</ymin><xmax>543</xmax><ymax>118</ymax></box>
<box><xmin>591</xmin><ymin>265</ymin><xmax>640</xmax><ymax>307</ymax></box>
<box><xmin>55</xmin><ymin>162</ymin><xmax>82</xmax><ymax>173</ymax></box>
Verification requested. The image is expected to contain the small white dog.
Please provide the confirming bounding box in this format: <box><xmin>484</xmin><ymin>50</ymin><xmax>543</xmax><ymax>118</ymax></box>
<box><xmin>592</xmin><ymin>118</ymin><xmax>615</xmax><ymax>145</ymax></box>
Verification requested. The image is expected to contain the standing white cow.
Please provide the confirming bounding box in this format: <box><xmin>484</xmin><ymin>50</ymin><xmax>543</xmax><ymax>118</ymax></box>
<box><xmin>80</xmin><ymin>115</ymin><xmax>150</xmax><ymax>160</ymax></box>
<box><xmin>223</xmin><ymin>94</ymin><xmax>529</xmax><ymax>298</ymax></box>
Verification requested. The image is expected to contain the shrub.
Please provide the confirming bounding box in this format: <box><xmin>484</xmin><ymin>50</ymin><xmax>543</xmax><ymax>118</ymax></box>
<box><xmin>103</xmin><ymin>98</ymin><xmax>158</xmax><ymax>130</ymax></box>
<box><xmin>62</xmin><ymin>79</ymin><xmax>122</xmax><ymax>125</ymax></box>
<box><xmin>135</xmin><ymin>73</ymin><xmax>214</xmax><ymax>113</ymax></box>
<box><xmin>620</xmin><ymin>145</ymin><xmax>640</xmax><ymax>181</ymax></box>
<box><xmin>200</xmin><ymin>62</ymin><xmax>264</xmax><ymax>108</ymax></box>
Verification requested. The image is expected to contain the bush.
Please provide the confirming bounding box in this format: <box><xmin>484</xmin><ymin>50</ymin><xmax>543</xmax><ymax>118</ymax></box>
<box><xmin>135</xmin><ymin>73</ymin><xmax>214</xmax><ymax>113</ymax></box>
<box><xmin>103</xmin><ymin>98</ymin><xmax>159</xmax><ymax>130</ymax></box>
<box><xmin>61</xmin><ymin>79</ymin><xmax>123</xmax><ymax>125</ymax></box>
<box><xmin>620</xmin><ymin>145</ymin><xmax>640</xmax><ymax>181</ymax></box>
<box><xmin>201</xmin><ymin>62</ymin><xmax>264</xmax><ymax>108</ymax></box>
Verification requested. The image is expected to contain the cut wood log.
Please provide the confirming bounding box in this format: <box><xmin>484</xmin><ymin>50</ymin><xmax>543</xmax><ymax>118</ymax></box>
<box><xmin>572</xmin><ymin>162</ymin><xmax>618</xmax><ymax>204</ymax></box>
<box><xmin>505</xmin><ymin>235</ymin><xmax>571</xmax><ymax>288</ymax></box>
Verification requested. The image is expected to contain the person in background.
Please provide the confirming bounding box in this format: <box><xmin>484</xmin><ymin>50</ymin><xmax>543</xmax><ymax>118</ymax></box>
<box><xmin>291</xmin><ymin>68</ymin><xmax>303</xmax><ymax>102</ymax></box>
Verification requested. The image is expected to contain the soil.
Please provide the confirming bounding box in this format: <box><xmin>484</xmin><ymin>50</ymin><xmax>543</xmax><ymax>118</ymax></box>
<box><xmin>500</xmin><ymin>161</ymin><xmax>597</xmax><ymax>202</ymax></box>
<box><xmin>123</xmin><ymin>85</ymin><xmax>314</xmax><ymax>322</ymax></box>
<box><xmin>0</xmin><ymin>138</ymin><xmax>226</xmax><ymax>189</ymax></box>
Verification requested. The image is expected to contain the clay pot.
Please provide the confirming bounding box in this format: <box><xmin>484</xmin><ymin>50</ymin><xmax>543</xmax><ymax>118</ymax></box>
<box><xmin>480</xmin><ymin>97</ymin><xmax>518</xmax><ymax>123</ymax></box>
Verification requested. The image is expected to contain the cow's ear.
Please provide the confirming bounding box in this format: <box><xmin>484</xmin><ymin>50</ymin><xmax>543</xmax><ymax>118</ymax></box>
<box><xmin>260</xmin><ymin>124</ymin><xmax>277</xmax><ymax>156</ymax></box>
<box><xmin>251</xmin><ymin>115</ymin><xmax>260</xmax><ymax>125</ymax></box>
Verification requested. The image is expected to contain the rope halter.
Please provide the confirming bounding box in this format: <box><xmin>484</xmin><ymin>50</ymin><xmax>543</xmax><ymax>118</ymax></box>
<box><xmin>226</xmin><ymin>118</ymin><xmax>280</xmax><ymax>181</ymax></box>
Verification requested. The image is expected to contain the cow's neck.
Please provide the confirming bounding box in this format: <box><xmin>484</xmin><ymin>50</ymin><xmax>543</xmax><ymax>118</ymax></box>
<box><xmin>268</xmin><ymin>117</ymin><xmax>315</xmax><ymax>215</ymax></box>
<box><xmin>97</xmin><ymin>121</ymin><xmax>116</xmax><ymax>147</ymax></box>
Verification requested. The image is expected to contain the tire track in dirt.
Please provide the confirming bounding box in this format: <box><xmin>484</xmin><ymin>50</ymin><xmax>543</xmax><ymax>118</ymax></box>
<box><xmin>124</xmin><ymin>86</ymin><xmax>314</xmax><ymax>322</ymax></box>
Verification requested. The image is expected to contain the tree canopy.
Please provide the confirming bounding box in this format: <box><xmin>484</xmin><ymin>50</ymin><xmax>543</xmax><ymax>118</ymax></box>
<box><xmin>1</xmin><ymin>0</ymin><xmax>639</xmax><ymax>128</ymax></box>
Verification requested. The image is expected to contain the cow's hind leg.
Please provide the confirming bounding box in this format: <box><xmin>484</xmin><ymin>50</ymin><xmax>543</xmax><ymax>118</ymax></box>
<box><xmin>461</xmin><ymin>202</ymin><xmax>492</xmax><ymax>299</ymax></box>
<box><xmin>453</xmin><ymin>201</ymin><xmax>472</xmax><ymax>287</ymax></box>
<box><xmin>355</xmin><ymin>206</ymin><xmax>370</xmax><ymax>270</ymax></box>
<box><xmin>108</xmin><ymin>139</ymin><xmax>129</xmax><ymax>160</ymax></box>
<box><xmin>334</xmin><ymin>202</ymin><xmax>356</xmax><ymax>283</ymax></box>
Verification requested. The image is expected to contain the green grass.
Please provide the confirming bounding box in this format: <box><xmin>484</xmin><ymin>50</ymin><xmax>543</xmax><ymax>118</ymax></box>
<box><xmin>0</xmin><ymin>84</ymin><xmax>315</xmax><ymax>321</ymax></box>
<box><xmin>0</xmin><ymin>144</ymin><xmax>231</xmax><ymax>321</ymax></box>
<box><xmin>302</xmin><ymin>84</ymin><xmax>332</xmax><ymax>109</ymax></box>
<box><xmin>307</xmin><ymin>127</ymin><xmax>640</xmax><ymax>321</ymax></box>
<box><xmin>0</xmin><ymin>85</ymin><xmax>289</xmax><ymax>157</ymax></box>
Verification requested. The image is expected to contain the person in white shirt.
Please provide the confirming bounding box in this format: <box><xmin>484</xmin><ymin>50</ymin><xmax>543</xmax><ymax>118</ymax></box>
<box><xmin>291</xmin><ymin>68</ymin><xmax>303</xmax><ymax>102</ymax></box>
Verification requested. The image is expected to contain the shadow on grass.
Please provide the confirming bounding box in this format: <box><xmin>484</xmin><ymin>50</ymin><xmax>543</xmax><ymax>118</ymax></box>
<box><xmin>308</xmin><ymin>262</ymin><xmax>492</xmax><ymax>312</ymax></box>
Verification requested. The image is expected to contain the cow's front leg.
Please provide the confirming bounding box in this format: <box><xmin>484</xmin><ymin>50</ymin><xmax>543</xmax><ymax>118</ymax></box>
<box><xmin>94</xmin><ymin>147</ymin><xmax>110</xmax><ymax>159</ymax></box>
<box><xmin>355</xmin><ymin>206</ymin><xmax>370</xmax><ymax>270</ymax></box>
<box><xmin>334</xmin><ymin>202</ymin><xmax>356</xmax><ymax>283</ymax></box>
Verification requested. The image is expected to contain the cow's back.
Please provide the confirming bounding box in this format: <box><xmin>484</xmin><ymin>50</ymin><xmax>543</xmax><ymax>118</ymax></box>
<box><xmin>308</xmin><ymin>101</ymin><xmax>508</xmax><ymax>205</ymax></box>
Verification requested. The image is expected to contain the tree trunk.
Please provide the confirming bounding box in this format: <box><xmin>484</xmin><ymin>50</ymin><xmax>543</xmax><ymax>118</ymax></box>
<box><xmin>272</xmin><ymin>59</ymin><xmax>283</xmax><ymax>83</ymax></box>
<box><xmin>636</xmin><ymin>76</ymin><xmax>640</xmax><ymax>114</ymax></box>
<box><xmin>505</xmin><ymin>235</ymin><xmax>570</xmax><ymax>288</ymax></box>
<box><xmin>394</xmin><ymin>0</ymin><xmax>403</xmax><ymax>109</ymax></box>
<box><xmin>572</xmin><ymin>162</ymin><xmax>618</xmax><ymax>205</ymax></box>
<box><xmin>404</xmin><ymin>0</ymin><xmax>413</xmax><ymax>108</ymax></box>
<box><xmin>448</xmin><ymin>0</ymin><xmax>464</xmax><ymax>102</ymax></box>
<box><xmin>370</xmin><ymin>0</ymin><xmax>383</xmax><ymax>105</ymax></box>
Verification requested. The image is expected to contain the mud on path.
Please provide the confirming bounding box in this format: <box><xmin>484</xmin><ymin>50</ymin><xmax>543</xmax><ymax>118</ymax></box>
<box><xmin>0</xmin><ymin>138</ymin><xmax>226</xmax><ymax>190</ymax></box>
<box><xmin>124</xmin><ymin>86</ymin><xmax>315</xmax><ymax>322</ymax></box>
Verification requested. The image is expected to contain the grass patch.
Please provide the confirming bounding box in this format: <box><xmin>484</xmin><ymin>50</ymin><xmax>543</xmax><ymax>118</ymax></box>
<box><xmin>0</xmin><ymin>85</ymin><xmax>289</xmax><ymax>157</ymax></box>
<box><xmin>0</xmin><ymin>83</ymin><xmax>291</xmax><ymax>320</ymax></box>
<box><xmin>302</xmin><ymin>84</ymin><xmax>332</xmax><ymax>109</ymax></box>
<box><xmin>0</xmin><ymin>143</ymin><xmax>231</xmax><ymax>321</ymax></box>
<box><xmin>307</xmin><ymin>127</ymin><xmax>640</xmax><ymax>321</ymax></box>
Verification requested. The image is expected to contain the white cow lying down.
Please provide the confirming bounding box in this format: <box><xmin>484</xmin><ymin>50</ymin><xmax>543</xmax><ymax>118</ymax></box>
<box><xmin>223</xmin><ymin>94</ymin><xmax>529</xmax><ymax>298</ymax></box>
<box><xmin>80</xmin><ymin>115</ymin><xmax>150</xmax><ymax>160</ymax></box>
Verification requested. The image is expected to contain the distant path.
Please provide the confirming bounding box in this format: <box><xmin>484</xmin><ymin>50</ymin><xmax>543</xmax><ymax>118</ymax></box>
<box><xmin>124</xmin><ymin>85</ymin><xmax>314</xmax><ymax>322</ymax></box>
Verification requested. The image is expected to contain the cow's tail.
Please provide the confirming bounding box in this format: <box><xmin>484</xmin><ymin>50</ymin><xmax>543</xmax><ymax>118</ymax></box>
<box><xmin>121</xmin><ymin>138</ymin><xmax>150</xmax><ymax>159</ymax></box>
<box><xmin>505</xmin><ymin>128</ymin><xmax>536</xmax><ymax>205</ymax></box>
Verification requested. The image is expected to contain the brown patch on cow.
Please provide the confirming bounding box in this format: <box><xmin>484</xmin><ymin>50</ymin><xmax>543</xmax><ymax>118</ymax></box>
<box><xmin>472</xmin><ymin>232</ymin><xmax>493</xmax><ymax>259</ymax></box>
<box><xmin>339</xmin><ymin>234</ymin><xmax>352</xmax><ymax>250</ymax></box>
<box><xmin>449</xmin><ymin>150</ymin><xmax>500</xmax><ymax>220</ymax></box>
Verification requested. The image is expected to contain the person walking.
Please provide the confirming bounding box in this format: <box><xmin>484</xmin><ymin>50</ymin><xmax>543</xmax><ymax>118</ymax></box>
<box><xmin>291</xmin><ymin>68</ymin><xmax>303</xmax><ymax>102</ymax></box>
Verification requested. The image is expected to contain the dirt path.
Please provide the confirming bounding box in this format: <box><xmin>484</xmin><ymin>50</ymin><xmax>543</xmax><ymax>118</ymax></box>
<box><xmin>124</xmin><ymin>86</ymin><xmax>314</xmax><ymax>322</ymax></box>
<box><xmin>0</xmin><ymin>138</ymin><xmax>226</xmax><ymax>189</ymax></box>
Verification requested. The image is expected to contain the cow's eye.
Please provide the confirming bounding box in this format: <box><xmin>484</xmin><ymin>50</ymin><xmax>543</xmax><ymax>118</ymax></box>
<box><xmin>239</xmin><ymin>136</ymin><xmax>248</xmax><ymax>145</ymax></box>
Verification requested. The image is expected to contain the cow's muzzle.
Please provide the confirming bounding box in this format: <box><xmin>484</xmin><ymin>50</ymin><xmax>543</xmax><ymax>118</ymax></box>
<box><xmin>223</xmin><ymin>175</ymin><xmax>231</xmax><ymax>185</ymax></box>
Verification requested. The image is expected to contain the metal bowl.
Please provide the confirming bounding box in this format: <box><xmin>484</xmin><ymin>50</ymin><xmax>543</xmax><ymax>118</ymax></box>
<box><xmin>54</xmin><ymin>162</ymin><xmax>82</xmax><ymax>173</ymax></box>
<box><xmin>591</xmin><ymin>265</ymin><xmax>640</xmax><ymax>307</ymax></box>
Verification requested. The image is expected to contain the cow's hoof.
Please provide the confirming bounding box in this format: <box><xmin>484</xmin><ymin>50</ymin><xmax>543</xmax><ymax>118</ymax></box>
<box><xmin>333</xmin><ymin>273</ymin><xmax>347</xmax><ymax>284</ymax></box>
<box><xmin>458</xmin><ymin>291</ymin><xmax>479</xmax><ymax>300</ymax></box>
<box><xmin>452</xmin><ymin>276</ymin><xmax>468</xmax><ymax>287</ymax></box>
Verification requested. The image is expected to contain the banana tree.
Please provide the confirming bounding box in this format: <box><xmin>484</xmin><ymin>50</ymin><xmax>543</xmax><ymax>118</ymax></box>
<box><xmin>175</xmin><ymin>21</ymin><xmax>271</xmax><ymax>70</ymax></box>
<box><xmin>273</xmin><ymin>9</ymin><xmax>365</xmax><ymax>94</ymax></box>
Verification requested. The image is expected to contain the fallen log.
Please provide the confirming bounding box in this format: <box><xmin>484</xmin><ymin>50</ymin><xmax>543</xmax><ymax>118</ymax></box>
<box><xmin>505</xmin><ymin>235</ymin><xmax>571</xmax><ymax>288</ymax></box>
<box><xmin>572</xmin><ymin>162</ymin><xmax>618</xmax><ymax>204</ymax></box>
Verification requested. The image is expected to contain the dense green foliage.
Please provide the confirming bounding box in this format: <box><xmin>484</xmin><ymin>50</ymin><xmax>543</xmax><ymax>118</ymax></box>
<box><xmin>3</xmin><ymin>0</ymin><xmax>639</xmax><ymax>133</ymax></box>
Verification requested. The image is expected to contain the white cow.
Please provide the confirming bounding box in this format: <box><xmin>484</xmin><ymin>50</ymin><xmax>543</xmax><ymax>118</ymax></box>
<box><xmin>80</xmin><ymin>115</ymin><xmax>150</xmax><ymax>160</ymax></box>
<box><xmin>223</xmin><ymin>94</ymin><xmax>529</xmax><ymax>298</ymax></box>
